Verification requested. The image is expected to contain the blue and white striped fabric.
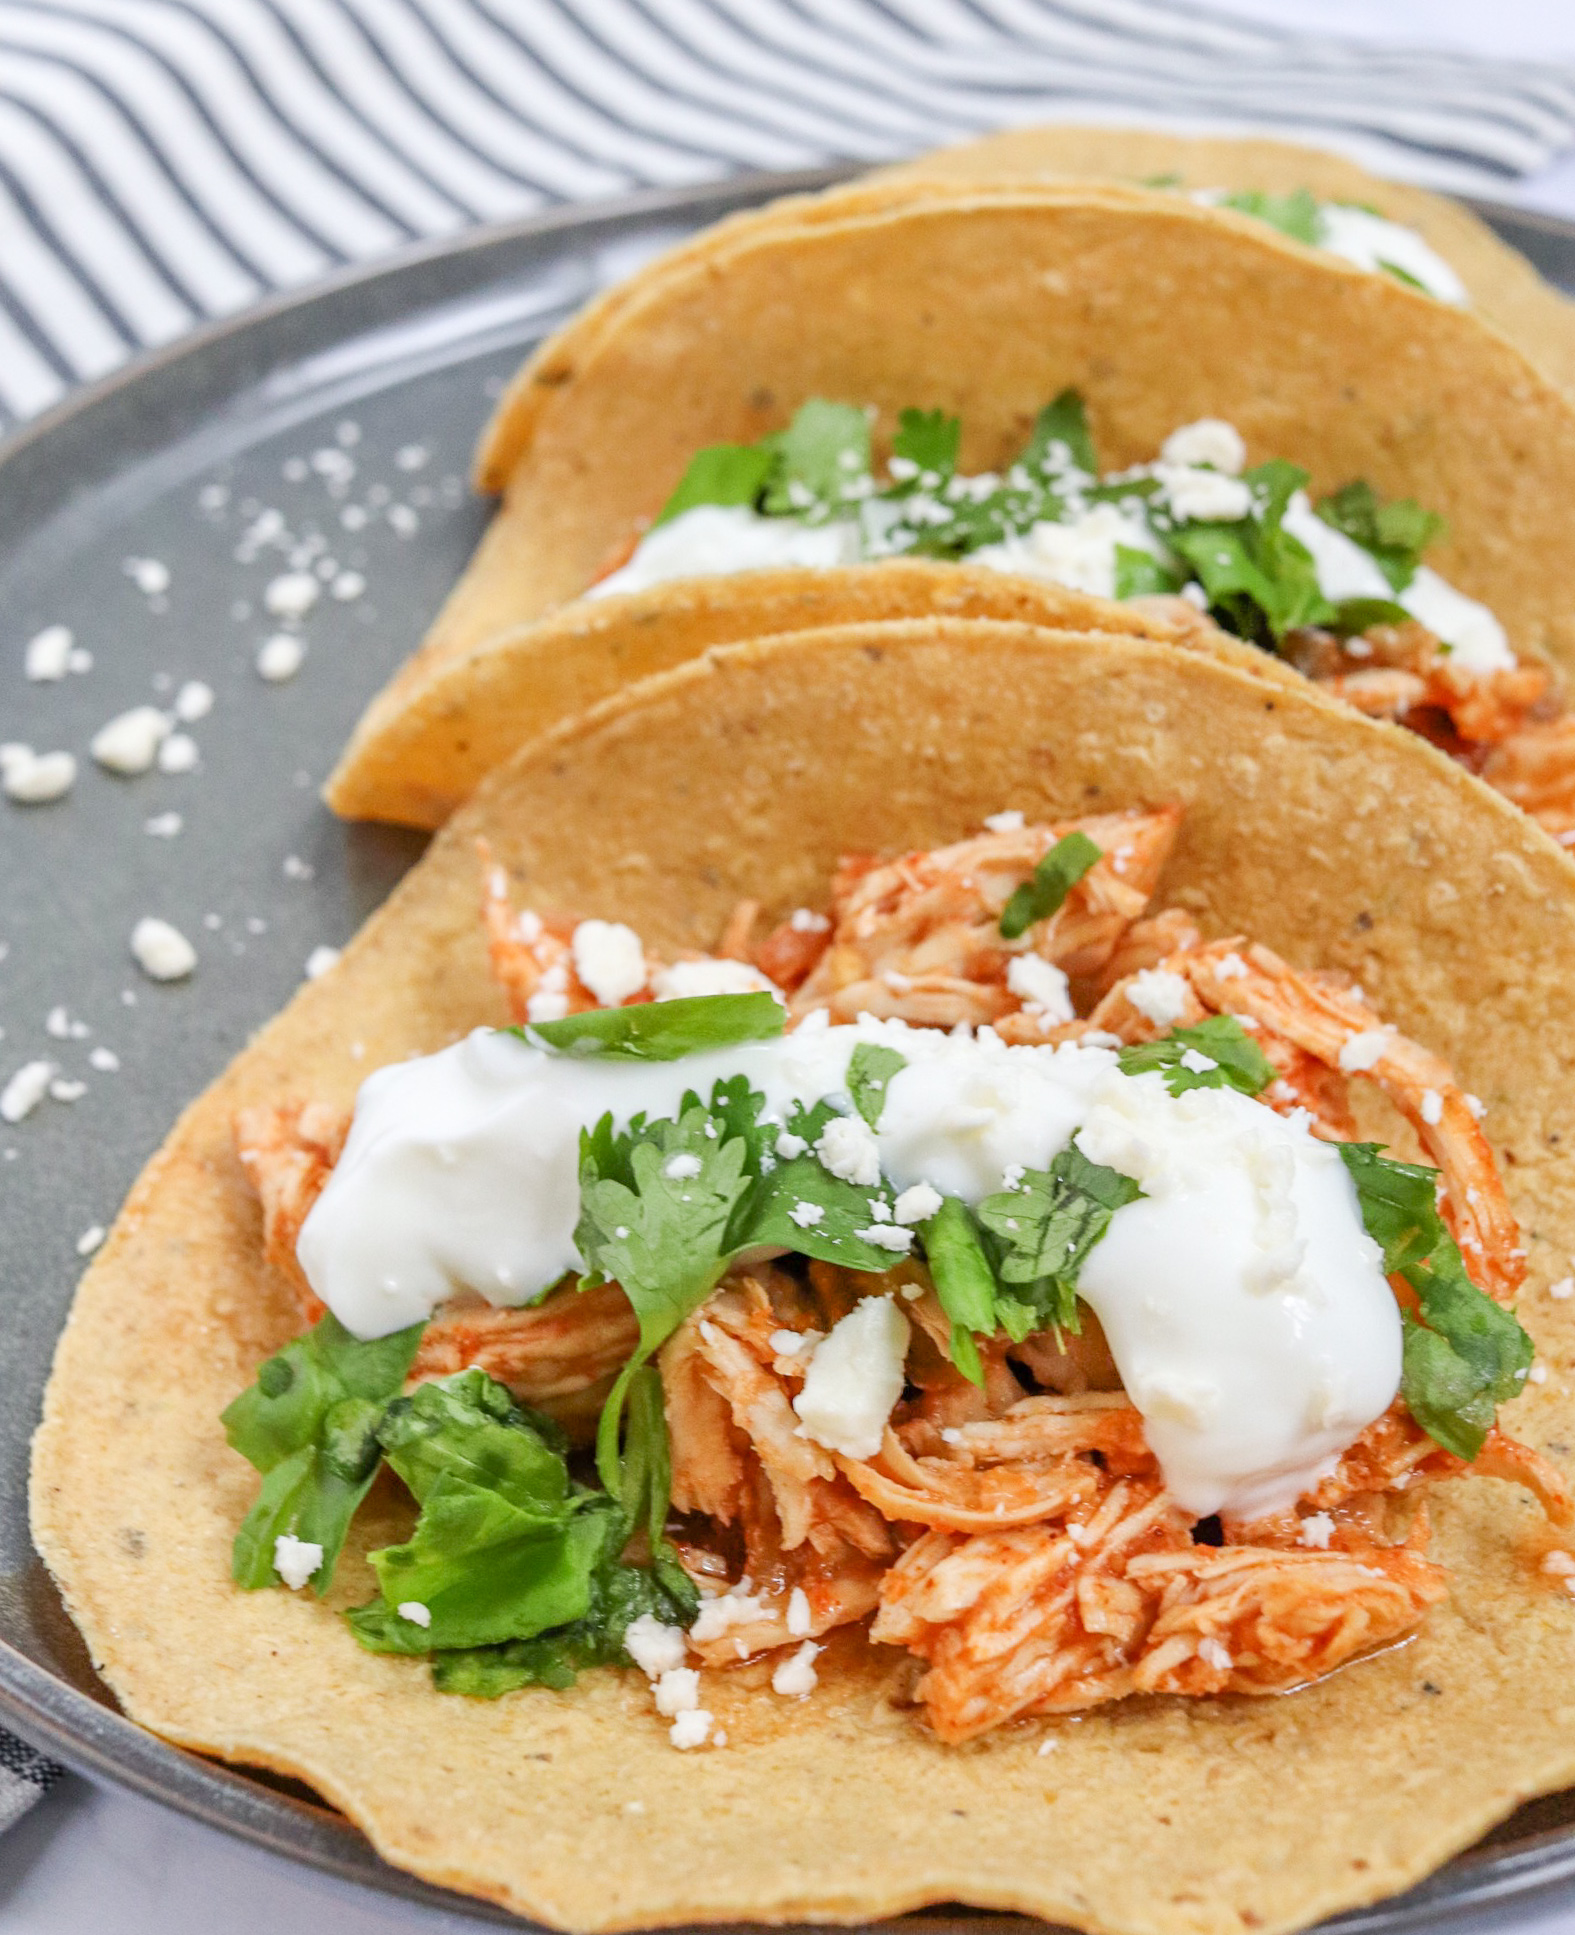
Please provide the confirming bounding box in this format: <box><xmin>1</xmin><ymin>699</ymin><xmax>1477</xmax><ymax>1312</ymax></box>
<box><xmin>5</xmin><ymin>0</ymin><xmax>1575</xmax><ymax>1835</ymax></box>
<box><xmin>2</xmin><ymin>0</ymin><xmax>1575</xmax><ymax>436</ymax></box>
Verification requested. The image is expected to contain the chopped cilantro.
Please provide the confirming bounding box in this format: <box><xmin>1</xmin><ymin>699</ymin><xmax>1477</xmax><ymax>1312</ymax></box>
<box><xmin>1217</xmin><ymin>187</ymin><xmax>1324</xmax><ymax>248</ymax></box>
<box><xmin>1338</xmin><ymin>1143</ymin><xmax>1533</xmax><ymax>1459</ymax></box>
<box><xmin>523</xmin><ymin>991</ymin><xmax>784</xmax><ymax>1061</ymax></box>
<box><xmin>977</xmin><ymin>1147</ymin><xmax>1142</xmax><ymax>1337</ymax></box>
<box><xmin>999</xmin><ymin>831</ymin><xmax>1102</xmax><ymax>941</ymax></box>
<box><xmin>1020</xmin><ymin>388</ymin><xmax>1098</xmax><ymax>479</ymax></box>
<box><xmin>1315</xmin><ymin>480</ymin><xmax>1446</xmax><ymax>593</ymax></box>
<box><xmin>918</xmin><ymin>1196</ymin><xmax>999</xmax><ymax>1387</ymax></box>
<box><xmin>1116</xmin><ymin>1015</ymin><xmax>1275</xmax><ymax>1097</ymax></box>
<box><xmin>654</xmin><ymin>442</ymin><xmax>776</xmax><ymax>527</ymax></box>
<box><xmin>847</xmin><ymin>1042</ymin><xmax>907</xmax><ymax>1128</ymax></box>
<box><xmin>1376</xmin><ymin>258</ymin><xmax>1429</xmax><ymax>293</ymax></box>
<box><xmin>1165</xmin><ymin>458</ymin><xmax>1333</xmax><ymax>646</ymax></box>
<box><xmin>224</xmin><ymin>1312</ymin><xmax>424</xmax><ymax>1594</ymax></box>
<box><xmin>1114</xmin><ymin>545</ymin><xmax>1185</xmax><ymax>600</ymax></box>
<box><xmin>891</xmin><ymin>407</ymin><xmax>961</xmax><ymax>482</ymax></box>
<box><xmin>761</xmin><ymin>399</ymin><xmax>871</xmax><ymax>516</ymax></box>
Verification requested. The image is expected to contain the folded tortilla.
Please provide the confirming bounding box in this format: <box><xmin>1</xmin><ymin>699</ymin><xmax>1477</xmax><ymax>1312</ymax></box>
<box><xmin>332</xmin><ymin>174</ymin><xmax>1575</xmax><ymax>828</ymax></box>
<box><xmin>33</xmin><ymin>617</ymin><xmax>1575</xmax><ymax>1934</ymax></box>
<box><xmin>871</xmin><ymin>125</ymin><xmax>1575</xmax><ymax>395</ymax></box>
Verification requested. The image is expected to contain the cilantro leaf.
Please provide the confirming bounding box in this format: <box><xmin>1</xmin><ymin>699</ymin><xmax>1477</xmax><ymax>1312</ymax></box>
<box><xmin>523</xmin><ymin>991</ymin><xmax>784</xmax><ymax>1061</ymax></box>
<box><xmin>1338</xmin><ymin>1143</ymin><xmax>1534</xmax><ymax>1460</ymax></box>
<box><xmin>918</xmin><ymin>1196</ymin><xmax>999</xmax><ymax>1387</ymax></box>
<box><xmin>1019</xmin><ymin>389</ymin><xmax>1098</xmax><ymax>478</ymax></box>
<box><xmin>577</xmin><ymin>1100</ymin><xmax>755</xmax><ymax>1488</ymax></box>
<box><xmin>224</xmin><ymin>1312</ymin><xmax>424</xmax><ymax>1594</ymax></box>
<box><xmin>1217</xmin><ymin>187</ymin><xmax>1323</xmax><ymax>247</ymax></box>
<box><xmin>999</xmin><ymin>831</ymin><xmax>1102</xmax><ymax>941</ymax></box>
<box><xmin>1116</xmin><ymin>1015</ymin><xmax>1275</xmax><ymax>1097</ymax></box>
<box><xmin>741</xmin><ymin>1097</ymin><xmax>909</xmax><ymax>1273</ymax></box>
<box><xmin>761</xmin><ymin>399</ymin><xmax>871</xmax><ymax>515</ymax></box>
<box><xmin>1329</xmin><ymin>596</ymin><xmax>1413</xmax><ymax>636</ymax></box>
<box><xmin>1114</xmin><ymin>545</ymin><xmax>1185</xmax><ymax>600</ymax></box>
<box><xmin>891</xmin><ymin>407</ymin><xmax>960</xmax><ymax>482</ymax></box>
<box><xmin>977</xmin><ymin>1147</ymin><xmax>1142</xmax><ymax>1336</ymax></box>
<box><xmin>1166</xmin><ymin>458</ymin><xmax>1333</xmax><ymax>646</ymax></box>
<box><xmin>1315</xmin><ymin>480</ymin><xmax>1446</xmax><ymax>593</ymax></box>
<box><xmin>654</xmin><ymin>442</ymin><xmax>776</xmax><ymax>527</ymax></box>
<box><xmin>847</xmin><ymin>1043</ymin><xmax>907</xmax><ymax>1128</ymax></box>
<box><xmin>1376</xmin><ymin>259</ymin><xmax>1429</xmax><ymax>294</ymax></box>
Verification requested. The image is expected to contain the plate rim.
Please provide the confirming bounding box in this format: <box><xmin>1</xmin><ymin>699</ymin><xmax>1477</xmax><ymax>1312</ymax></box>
<box><xmin>5</xmin><ymin>163</ymin><xmax>1575</xmax><ymax>1932</ymax></box>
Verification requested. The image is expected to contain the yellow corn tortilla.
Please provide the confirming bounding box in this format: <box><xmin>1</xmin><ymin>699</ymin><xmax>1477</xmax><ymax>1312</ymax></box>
<box><xmin>326</xmin><ymin>563</ymin><xmax>1296</xmax><ymax>828</ymax></box>
<box><xmin>337</xmin><ymin>176</ymin><xmax>1575</xmax><ymax>833</ymax></box>
<box><xmin>32</xmin><ymin>617</ymin><xmax>1575</xmax><ymax>1934</ymax></box>
<box><xmin>871</xmin><ymin>125</ymin><xmax>1575</xmax><ymax>396</ymax></box>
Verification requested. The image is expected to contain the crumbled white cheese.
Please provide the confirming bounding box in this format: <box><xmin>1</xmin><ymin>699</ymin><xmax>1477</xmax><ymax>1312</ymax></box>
<box><xmin>1214</xmin><ymin>953</ymin><xmax>1248</xmax><ymax>981</ymax></box>
<box><xmin>305</xmin><ymin>945</ymin><xmax>342</xmax><ymax>981</ymax></box>
<box><xmin>787</xmin><ymin>1201</ymin><xmax>825</xmax><ymax>1229</ymax></box>
<box><xmin>273</xmin><ymin>1533</ymin><xmax>323</xmax><ymax>1590</ymax></box>
<box><xmin>24</xmin><ymin>624</ymin><xmax>73</xmax><ymax>680</ymax></box>
<box><xmin>1006</xmin><ymin>953</ymin><xmax>1073</xmax><ymax>1021</ymax></box>
<box><xmin>893</xmin><ymin>1181</ymin><xmax>943</xmax><ymax>1227</ymax></box>
<box><xmin>856</xmin><ymin>1223</ymin><xmax>914</xmax><ymax>1253</ymax></box>
<box><xmin>1542</xmin><ymin>1549</ymin><xmax>1575</xmax><ymax>1578</ymax></box>
<box><xmin>173</xmin><ymin>680</ymin><xmax>214</xmax><ymax>723</ymax></box>
<box><xmin>124</xmin><ymin>556</ymin><xmax>170</xmax><ymax>596</ymax></box>
<box><xmin>50</xmin><ymin>1079</ymin><xmax>85</xmax><ymax>1103</ymax></box>
<box><xmin>1530</xmin><ymin>1363</ymin><xmax>1550</xmax><ymax>1386</ymax></box>
<box><xmin>157</xmin><ymin>732</ymin><xmax>199</xmax><ymax>774</ymax></box>
<box><xmin>792</xmin><ymin>1296</ymin><xmax>909</xmax><ymax>1459</ymax></box>
<box><xmin>1465</xmin><ymin>1093</ymin><xmax>1486</xmax><ymax>1121</ymax></box>
<box><xmin>264</xmin><ymin>571</ymin><xmax>319</xmax><ymax>620</ymax></box>
<box><xmin>984</xmin><ymin>809</ymin><xmax>1025</xmax><ymax>833</ymax></box>
<box><xmin>1159</xmin><ymin>420</ymin><xmax>1246</xmax><ymax>476</ymax></box>
<box><xmin>130</xmin><ymin>918</ymin><xmax>197</xmax><ymax>982</ymax></box>
<box><xmin>1298</xmin><ymin>1512</ymin><xmax>1335</xmax><ymax>1549</ymax></box>
<box><xmin>651</xmin><ymin>958</ymin><xmax>776</xmax><ymax>1001</ymax></box>
<box><xmin>789</xmin><ymin>908</ymin><xmax>831</xmax><ymax>933</ymax></box>
<box><xmin>1</xmin><ymin>746</ymin><xmax>76</xmax><ymax>803</ymax></box>
<box><xmin>89</xmin><ymin>1047</ymin><xmax>119</xmax><ymax>1072</ymax></box>
<box><xmin>663</xmin><ymin>1153</ymin><xmax>703</xmax><ymax>1182</ymax></box>
<box><xmin>971</xmin><ymin>502</ymin><xmax>1160</xmax><ymax>599</ymax></box>
<box><xmin>527</xmin><ymin>988</ymin><xmax>569</xmax><ymax>1023</ymax></box>
<box><xmin>786</xmin><ymin>1587</ymin><xmax>813</xmax><ymax>1638</ymax></box>
<box><xmin>1420</xmin><ymin>1089</ymin><xmax>1443</xmax><ymax>1126</ymax></box>
<box><xmin>1179</xmin><ymin>1048</ymin><xmax>1217</xmax><ymax>1075</ymax></box>
<box><xmin>653</xmin><ymin>1667</ymin><xmax>701</xmax><ymax>1717</ymax></box>
<box><xmin>93</xmin><ymin>706</ymin><xmax>172</xmax><ymax>776</ymax></box>
<box><xmin>1156</xmin><ymin>464</ymin><xmax>1253</xmax><ymax>523</ymax></box>
<box><xmin>75</xmin><ymin>1225</ymin><xmax>105</xmax><ymax>1256</ymax></box>
<box><xmin>257</xmin><ymin>634</ymin><xmax>306</xmax><ymax>681</ymax></box>
<box><xmin>668</xmin><ymin>1708</ymin><xmax>714</xmax><ymax>1750</ymax></box>
<box><xmin>814</xmin><ymin>1113</ymin><xmax>881</xmax><ymax>1187</ymax></box>
<box><xmin>689</xmin><ymin>1588</ymin><xmax>768</xmax><ymax>1645</ymax></box>
<box><xmin>623</xmin><ymin>1614</ymin><xmax>688</xmax><ymax>1678</ymax></box>
<box><xmin>571</xmin><ymin>920</ymin><xmax>647</xmax><ymax>1006</ymax></box>
<box><xmin>283</xmin><ymin>854</ymin><xmax>314</xmax><ymax>881</ymax></box>
<box><xmin>396</xmin><ymin>1601</ymin><xmax>433</xmax><ymax>1628</ymax></box>
<box><xmin>1549</xmin><ymin>1278</ymin><xmax>1575</xmax><ymax>1302</ymax></box>
<box><xmin>771</xmin><ymin>1640</ymin><xmax>821</xmax><ymax>1697</ymax></box>
<box><xmin>1125</xmin><ymin>968</ymin><xmax>1190</xmax><ymax>1027</ymax></box>
<box><xmin>144</xmin><ymin>811</ymin><xmax>182</xmax><ymax>837</ymax></box>
<box><xmin>1338</xmin><ymin>1029</ymin><xmax>1392</xmax><ymax>1073</ymax></box>
<box><xmin>1197</xmin><ymin>1637</ymin><xmax>1233</xmax><ymax>1671</ymax></box>
<box><xmin>1</xmin><ymin>1060</ymin><xmax>52</xmax><ymax>1123</ymax></box>
<box><xmin>775</xmin><ymin>1129</ymin><xmax>808</xmax><ymax>1159</ymax></box>
<box><xmin>45</xmin><ymin>1007</ymin><xmax>72</xmax><ymax>1040</ymax></box>
<box><xmin>330</xmin><ymin>570</ymin><xmax>366</xmax><ymax>601</ymax></box>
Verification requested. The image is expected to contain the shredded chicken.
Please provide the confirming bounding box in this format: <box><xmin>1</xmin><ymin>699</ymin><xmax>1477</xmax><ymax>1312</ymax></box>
<box><xmin>231</xmin><ymin>810</ymin><xmax>1566</xmax><ymax>1742</ymax></box>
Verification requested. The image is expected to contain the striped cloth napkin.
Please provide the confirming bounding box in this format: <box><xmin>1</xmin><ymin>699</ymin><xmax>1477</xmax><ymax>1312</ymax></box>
<box><xmin>4</xmin><ymin>0</ymin><xmax>1574</xmax><ymax>1833</ymax></box>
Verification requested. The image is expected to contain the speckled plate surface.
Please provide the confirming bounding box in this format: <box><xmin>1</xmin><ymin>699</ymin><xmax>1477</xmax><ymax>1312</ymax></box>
<box><xmin>4</xmin><ymin>172</ymin><xmax>1575</xmax><ymax>1933</ymax></box>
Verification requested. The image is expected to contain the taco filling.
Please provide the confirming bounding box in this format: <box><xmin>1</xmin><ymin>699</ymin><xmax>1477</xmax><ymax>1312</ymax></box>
<box><xmin>224</xmin><ymin>807</ymin><xmax>1568</xmax><ymax>1751</ymax></box>
<box><xmin>589</xmin><ymin>397</ymin><xmax>1575</xmax><ymax>841</ymax></box>
<box><xmin>1189</xmin><ymin>187</ymin><xmax>1468</xmax><ymax>302</ymax></box>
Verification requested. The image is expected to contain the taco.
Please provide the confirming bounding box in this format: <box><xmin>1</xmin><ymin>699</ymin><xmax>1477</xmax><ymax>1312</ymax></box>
<box><xmin>326</xmin><ymin>177</ymin><xmax>1575</xmax><ymax>839</ymax></box>
<box><xmin>872</xmin><ymin>126</ymin><xmax>1575</xmax><ymax>392</ymax></box>
<box><xmin>35</xmin><ymin>618</ymin><xmax>1575</xmax><ymax>1933</ymax></box>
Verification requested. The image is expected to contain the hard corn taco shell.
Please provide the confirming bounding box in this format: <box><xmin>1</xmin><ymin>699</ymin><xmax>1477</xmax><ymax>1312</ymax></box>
<box><xmin>357</xmin><ymin>179</ymin><xmax>1575</xmax><ymax>834</ymax></box>
<box><xmin>31</xmin><ymin>617</ymin><xmax>1575</xmax><ymax>1933</ymax></box>
<box><xmin>325</xmin><ymin>563</ymin><xmax>1296</xmax><ymax>829</ymax></box>
<box><xmin>871</xmin><ymin>125</ymin><xmax>1575</xmax><ymax>395</ymax></box>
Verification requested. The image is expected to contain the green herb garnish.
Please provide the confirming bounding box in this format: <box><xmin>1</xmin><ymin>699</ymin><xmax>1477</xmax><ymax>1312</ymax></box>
<box><xmin>918</xmin><ymin>1196</ymin><xmax>1000</xmax><ymax>1387</ymax></box>
<box><xmin>847</xmin><ymin>1042</ymin><xmax>907</xmax><ymax>1128</ymax></box>
<box><xmin>1338</xmin><ymin>1142</ymin><xmax>1533</xmax><ymax>1459</ymax></box>
<box><xmin>1315</xmin><ymin>479</ymin><xmax>1446</xmax><ymax>594</ymax></box>
<box><xmin>523</xmin><ymin>991</ymin><xmax>784</xmax><ymax>1061</ymax></box>
<box><xmin>1116</xmin><ymin>1014</ymin><xmax>1275</xmax><ymax>1098</ymax></box>
<box><xmin>999</xmin><ymin>831</ymin><xmax>1102</xmax><ymax>941</ymax></box>
<box><xmin>977</xmin><ymin>1147</ymin><xmax>1143</xmax><ymax>1339</ymax></box>
<box><xmin>1217</xmin><ymin>186</ymin><xmax>1324</xmax><ymax>248</ymax></box>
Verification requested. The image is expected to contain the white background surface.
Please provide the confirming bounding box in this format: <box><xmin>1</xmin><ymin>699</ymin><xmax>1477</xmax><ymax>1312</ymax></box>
<box><xmin>11</xmin><ymin>0</ymin><xmax>1575</xmax><ymax>1928</ymax></box>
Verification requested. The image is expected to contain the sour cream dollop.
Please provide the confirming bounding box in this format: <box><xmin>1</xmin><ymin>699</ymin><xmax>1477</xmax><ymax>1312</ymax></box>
<box><xmin>299</xmin><ymin>1016</ymin><xmax>1401</xmax><ymax>1519</ymax></box>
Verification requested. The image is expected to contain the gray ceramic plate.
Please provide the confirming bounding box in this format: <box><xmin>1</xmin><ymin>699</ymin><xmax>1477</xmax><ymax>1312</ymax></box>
<box><xmin>4</xmin><ymin>169</ymin><xmax>1575</xmax><ymax>1933</ymax></box>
